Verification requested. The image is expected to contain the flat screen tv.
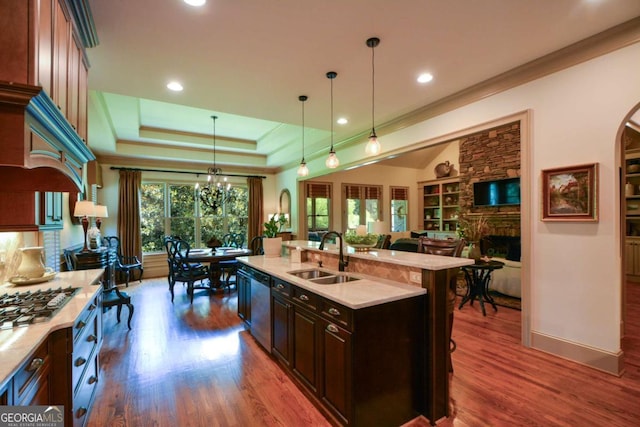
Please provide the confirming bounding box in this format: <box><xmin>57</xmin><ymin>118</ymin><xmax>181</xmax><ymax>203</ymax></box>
<box><xmin>473</xmin><ymin>177</ymin><xmax>520</xmax><ymax>207</ymax></box>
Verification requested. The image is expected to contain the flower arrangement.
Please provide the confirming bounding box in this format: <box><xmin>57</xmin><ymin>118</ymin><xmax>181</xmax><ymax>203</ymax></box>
<box><xmin>264</xmin><ymin>214</ymin><xmax>287</xmax><ymax>238</ymax></box>
<box><xmin>457</xmin><ymin>214</ymin><xmax>489</xmax><ymax>242</ymax></box>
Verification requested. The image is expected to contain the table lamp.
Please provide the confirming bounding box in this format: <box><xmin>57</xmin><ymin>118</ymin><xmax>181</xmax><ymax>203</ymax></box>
<box><xmin>94</xmin><ymin>205</ymin><xmax>108</xmax><ymax>230</ymax></box>
<box><xmin>74</xmin><ymin>200</ymin><xmax>95</xmax><ymax>252</ymax></box>
<box><xmin>89</xmin><ymin>204</ymin><xmax>108</xmax><ymax>249</ymax></box>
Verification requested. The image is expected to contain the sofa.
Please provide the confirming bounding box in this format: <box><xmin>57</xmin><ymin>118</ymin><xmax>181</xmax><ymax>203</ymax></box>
<box><xmin>487</xmin><ymin>257</ymin><xmax>521</xmax><ymax>298</ymax></box>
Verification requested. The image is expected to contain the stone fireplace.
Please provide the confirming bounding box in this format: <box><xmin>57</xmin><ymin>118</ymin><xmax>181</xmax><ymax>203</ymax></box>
<box><xmin>458</xmin><ymin>121</ymin><xmax>521</xmax><ymax>237</ymax></box>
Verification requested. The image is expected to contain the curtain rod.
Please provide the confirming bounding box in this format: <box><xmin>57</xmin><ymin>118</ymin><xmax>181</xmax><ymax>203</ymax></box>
<box><xmin>109</xmin><ymin>166</ymin><xmax>266</xmax><ymax>179</ymax></box>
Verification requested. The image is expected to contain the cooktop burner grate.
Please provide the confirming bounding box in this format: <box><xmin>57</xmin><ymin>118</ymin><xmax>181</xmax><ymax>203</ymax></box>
<box><xmin>0</xmin><ymin>286</ymin><xmax>80</xmax><ymax>329</ymax></box>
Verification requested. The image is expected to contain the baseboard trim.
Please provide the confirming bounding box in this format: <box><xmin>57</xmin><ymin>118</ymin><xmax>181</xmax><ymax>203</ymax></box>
<box><xmin>531</xmin><ymin>331</ymin><xmax>624</xmax><ymax>376</ymax></box>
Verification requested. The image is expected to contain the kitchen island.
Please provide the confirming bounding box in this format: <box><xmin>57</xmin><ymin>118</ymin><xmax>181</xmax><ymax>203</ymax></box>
<box><xmin>239</xmin><ymin>240</ymin><xmax>473</xmax><ymax>426</ymax></box>
<box><xmin>287</xmin><ymin>240</ymin><xmax>474</xmax><ymax>424</ymax></box>
<box><xmin>0</xmin><ymin>269</ymin><xmax>104</xmax><ymax>427</ymax></box>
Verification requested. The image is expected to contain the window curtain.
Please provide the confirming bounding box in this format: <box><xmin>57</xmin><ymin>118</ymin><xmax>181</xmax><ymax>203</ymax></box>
<box><xmin>117</xmin><ymin>169</ymin><xmax>142</xmax><ymax>263</ymax></box>
<box><xmin>248</xmin><ymin>177</ymin><xmax>263</xmax><ymax>244</ymax></box>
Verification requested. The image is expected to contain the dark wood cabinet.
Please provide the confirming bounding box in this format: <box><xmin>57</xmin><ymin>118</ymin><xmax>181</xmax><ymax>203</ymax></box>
<box><xmin>266</xmin><ymin>273</ymin><xmax>424</xmax><ymax>427</ymax></box>
<box><xmin>236</xmin><ymin>267</ymin><xmax>251</xmax><ymax>323</ymax></box>
<box><xmin>293</xmin><ymin>306</ymin><xmax>320</xmax><ymax>393</ymax></box>
<box><xmin>271</xmin><ymin>293</ymin><xmax>293</xmax><ymax>366</ymax></box>
<box><xmin>74</xmin><ymin>248</ymin><xmax>115</xmax><ymax>289</ymax></box>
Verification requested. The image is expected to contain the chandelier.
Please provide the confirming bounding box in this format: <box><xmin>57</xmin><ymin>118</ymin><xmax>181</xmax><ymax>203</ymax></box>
<box><xmin>199</xmin><ymin>115</ymin><xmax>232</xmax><ymax>211</ymax></box>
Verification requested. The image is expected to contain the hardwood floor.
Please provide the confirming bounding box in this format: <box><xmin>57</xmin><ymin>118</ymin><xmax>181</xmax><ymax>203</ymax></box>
<box><xmin>88</xmin><ymin>278</ymin><xmax>640</xmax><ymax>427</ymax></box>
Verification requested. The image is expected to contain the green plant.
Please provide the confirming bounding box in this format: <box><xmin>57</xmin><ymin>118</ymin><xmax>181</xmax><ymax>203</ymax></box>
<box><xmin>457</xmin><ymin>214</ymin><xmax>489</xmax><ymax>242</ymax></box>
<box><xmin>343</xmin><ymin>230</ymin><xmax>378</xmax><ymax>246</ymax></box>
<box><xmin>264</xmin><ymin>214</ymin><xmax>287</xmax><ymax>238</ymax></box>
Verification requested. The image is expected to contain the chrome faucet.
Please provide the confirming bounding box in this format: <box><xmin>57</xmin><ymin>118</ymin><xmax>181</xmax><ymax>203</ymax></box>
<box><xmin>319</xmin><ymin>231</ymin><xmax>348</xmax><ymax>272</ymax></box>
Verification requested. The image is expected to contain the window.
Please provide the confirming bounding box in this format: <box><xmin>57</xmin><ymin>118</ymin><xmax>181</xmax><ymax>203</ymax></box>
<box><xmin>390</xmin><ymin>186</ymin><xmax>408</xmax><ymax>232</ymax></box>
<box><xmin>141</xmin><ymin>182</ymin><xmax>249</xmax><ymax>253</ymax></box>
<box><xmin>306</xmin><ymin>182</ymin><xmax>331</xmax><ymax>232</ymax></box>
<box><xmin>344</xmin><ymin>184</ymin><xmax>382</xmax><ymax>229</ymax></box>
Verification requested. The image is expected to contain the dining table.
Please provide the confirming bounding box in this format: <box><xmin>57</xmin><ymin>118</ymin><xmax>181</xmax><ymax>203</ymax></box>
<box><xmin>186</xmin><ymin>247</ymin><xmax>252</xmax><ymax>290</ymax></box>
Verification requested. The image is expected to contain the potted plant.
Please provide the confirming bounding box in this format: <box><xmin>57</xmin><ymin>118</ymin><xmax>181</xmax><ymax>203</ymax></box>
<box><xmin>263</xmin><ymin>214</ymin><xmax>287</xmax><ymax>257</ymax></box>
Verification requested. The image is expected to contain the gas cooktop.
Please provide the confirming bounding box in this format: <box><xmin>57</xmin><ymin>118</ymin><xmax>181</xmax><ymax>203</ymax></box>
<box><xmin>0</xmin><ymin>286</ymin><xmax>79</xmax><ymax>329</ymax></box>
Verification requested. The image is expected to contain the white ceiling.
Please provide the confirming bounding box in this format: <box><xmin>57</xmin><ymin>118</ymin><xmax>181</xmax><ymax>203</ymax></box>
<box><xmin>86</xmin><ymin>0</ymin><xmax>640</xmax><ymax>172</ymax></box>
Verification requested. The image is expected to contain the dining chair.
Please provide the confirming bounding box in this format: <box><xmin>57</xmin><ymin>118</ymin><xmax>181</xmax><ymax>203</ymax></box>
<box><xmin>103</xmin><ymin>235</ymin><xmax>143</xmax><ymax>287</ymax></box>
<box><xmin>167</xmin><ymin>238</ymin><xmax>210</xmax><ymax>304</ymax></box>
<box><xmin>249</xmin><ymin>235</ymin><xmax>264</xmax><ymax>255</ymax></box>
<box><xmin>418</xmin><ymin>236</ymin><xmax>466</xmax><ymax>373</ymax></box>
<box><xmin>64</xmin><ymin>248</ymin><xmax>134</xmax><ymax>329</ymax></box>
<box><xmin>217</xmin><ymin>233</ymin><xmax>245</xmax><ymax>291</ymax></box>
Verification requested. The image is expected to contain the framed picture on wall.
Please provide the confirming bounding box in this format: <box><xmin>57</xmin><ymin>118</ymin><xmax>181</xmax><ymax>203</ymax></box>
<box><xmin>541</xmin><ymin>163</ymin><xmax>598</xmax><ymax>222</ymax></box>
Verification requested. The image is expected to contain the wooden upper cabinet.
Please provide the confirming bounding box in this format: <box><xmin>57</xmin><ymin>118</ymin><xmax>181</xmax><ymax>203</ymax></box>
<box><xmin>53</xmin><ymin>0</ymin><xmax>70</xmax><ymax>114</ymax></box>
<box><xmin>36</xmin><ymin>0</ymin><xmax>54</xmax><ymax>94</ymax></box>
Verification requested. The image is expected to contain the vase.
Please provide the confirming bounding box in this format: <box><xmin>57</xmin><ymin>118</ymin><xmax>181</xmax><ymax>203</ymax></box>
<box><xmin>16</xmin><ymin>247</ymin><xmax>47</xmax><ymax>278</ymax></box>
<box><xmin>468</xmin><ymin>242</ymin><xmax>482</xmax><ymax>260</ymax></box>
<box><xmin>263</xmin><ymin>237</ymin><xmax>283</xmax><ymax>258</ymax></box>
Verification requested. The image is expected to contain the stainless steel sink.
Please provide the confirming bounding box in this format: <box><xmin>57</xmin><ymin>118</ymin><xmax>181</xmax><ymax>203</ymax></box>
<box><xmin>308</xmin><ymin>274</ymin><xmax>361</xmax><ymax>285</ymax></box>
<box><xmin>287</xmin><ymin>269</ymin><xmax>333</xmax><ymax>279</ymax></box>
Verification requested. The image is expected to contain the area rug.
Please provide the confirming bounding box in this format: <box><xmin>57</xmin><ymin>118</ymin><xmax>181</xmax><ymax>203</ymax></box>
<box><xmin>456</xmin><ymin>278</ymin><xmax>521</xmax><ymax>311</ymax></box>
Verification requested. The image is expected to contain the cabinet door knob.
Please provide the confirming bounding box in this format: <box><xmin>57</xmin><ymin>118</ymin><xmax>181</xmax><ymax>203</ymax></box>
<box><xmin>87</xmin><ymin>334</ymin><xmax>97</xmax><ymax>342</ymax></box>
<box><xmin>326</xmin><ymin>324</ymin><xmax>339</xmax><ymax>333</ymax></box>
<box><xmin>276</xmin><ymin>283</ymin><xmax>284</xmax><ymax>290</ymax></box>
<box><xmin>27</xmin><ymin>357</ymin><xmax>44</xmax><ymax>372</ymax></box>
<box><xmin>299</xmin><ymin>294</ymin><xmax>309</xmax><ymax>301</ymax></box>
<box><xmin>74</xmin><ymin>357</ymin><xmax>87</xmax><ymax>367</ymax></box>
<box><xmin>88</xmin><ymin>376</ymin><xmax>98</xmax><ymax>385</ymax></box>
<box><xmin>76</xmin><ymin>407</ymin><xmax>87</xmax><ymax>418</ymax></box>
<box><xmin>76</xmin><ymin>320</ymin><xmax>86</xmax><ymax>330</ymax></box>
<box><xmin>328</xmin><ymin>307</ymin><xmax>340</xmax><ymax>316</ymax></box>
<box><xmin>88</xmin><ymin>303</ymin><xmax>96</xmax><ymax>311</ymax></box>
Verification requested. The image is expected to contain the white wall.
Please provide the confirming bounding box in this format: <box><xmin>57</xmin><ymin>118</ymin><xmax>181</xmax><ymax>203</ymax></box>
<box><xmin>279</xmin><ymin>42</ymin><xmax>640</xmax><ymax>358</ymax></box>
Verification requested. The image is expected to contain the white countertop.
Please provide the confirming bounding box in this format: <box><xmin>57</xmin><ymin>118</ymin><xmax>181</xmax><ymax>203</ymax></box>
<box><xmin>0</xmin><ymin>269</ymin><xmax>104</xmax><ymax>388</ymax></box>
<box><xmin>284</xmin><ymin>240</ymin><xmax>474</xmax><ymax>270</ymax></box>
<box><xmin>238</xmin><ymin>256</ymin><xmax>426</xmax><ymax>309</ymax></box>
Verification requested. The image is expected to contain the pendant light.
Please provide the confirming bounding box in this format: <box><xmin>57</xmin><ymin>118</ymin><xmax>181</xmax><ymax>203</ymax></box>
<box><xmin>297</xmin><ymin>95</ymin><xmax>310</xmax><ymax>177</ymax></box>
<box><xmin>199</xmin><ymin>115</ymin><xmax>232</xmax><ymax>211</ymax></box>
<box><xmin>325</xmin><ymin>71</ymin><xmax>339</xmax><ymax>169</ymax></box>
<box><xmin>365</xmin><ymin>37</ymin><xmax>381</xmax><ymax>156</ymax></box>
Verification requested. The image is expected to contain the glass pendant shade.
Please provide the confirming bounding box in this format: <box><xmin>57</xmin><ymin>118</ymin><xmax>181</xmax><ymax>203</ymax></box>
<box><xmin>297</xmin><ymin>161</ymin><xmax>309</xmax><ymax>176</ymax></box>
<box><xmin>365</xmin><ymin>131</ymin><xmax>381</xmax><ymax>155</ymax></box>
<box><xmin>326</xmin><ymin>150</ymin><xmax>339</xmax><ymax>168</ymax></box>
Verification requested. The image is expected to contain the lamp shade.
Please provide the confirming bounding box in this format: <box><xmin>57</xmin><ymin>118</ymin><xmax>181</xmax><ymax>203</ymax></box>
<box><xmin>94</xmin><ymin>205</ymin><xmax>108</xmax><ymax>218</ymax></box>
<box><xmin>368</xmin><ymin>220</ymin><xmax>388</xmax><ymax>234</ymax></box>
<box><xmin>74</xmin><ymin>201</ymin><xmax>95</xmax><ymax>217</ymax></box>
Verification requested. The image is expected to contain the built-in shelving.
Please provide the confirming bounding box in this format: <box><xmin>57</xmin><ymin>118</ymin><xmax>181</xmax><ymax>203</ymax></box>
<box><xmin>420</xmin><ymin>178</ymin><xmax>460</xmax><ymax>234</ymax></box>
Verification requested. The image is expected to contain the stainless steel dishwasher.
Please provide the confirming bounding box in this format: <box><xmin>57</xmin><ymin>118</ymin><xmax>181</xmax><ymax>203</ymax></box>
<box><xmin>245</xmin><ymin>266</ymin><xmax>272</xmax><ymax>350</ymax></box>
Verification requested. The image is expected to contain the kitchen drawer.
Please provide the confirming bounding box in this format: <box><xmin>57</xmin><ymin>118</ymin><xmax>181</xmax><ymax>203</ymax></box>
<box><xmin>73</xmin><ymin>297</ymin><xmax>99</xmax><ymax>342</ymax></box>
<box><xmin>292</xmin><ymin>287</ymin><xmax>319</xmax><ymax>312</ymax></box>
<box><xmin>13</xmin><ymin>338</ymin><xmax>51</xmax><ymax>404</ymax></box>
<box><xmin>272</xmin><ymin>278</ymin><xmax>292</xmax><ymax>298</ymax></box>
<box><xmin>72</xmin><ymin>311</ymin><xmax>99</xmax><ymax>393</ymax></box>
<box><xmin>73</xmin><ymin>354</ymin><xmax>99</xmax><ymax>427</ymax></box>
<box><xmin>320</xmin><ymin>299</ymin><xmax>353</xmax><ymax>331</ymax></box>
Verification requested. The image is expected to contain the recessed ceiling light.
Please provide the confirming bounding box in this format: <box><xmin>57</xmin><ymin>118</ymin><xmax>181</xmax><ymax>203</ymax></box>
<box><xmin>417</xmin><ymin>73</ymin><xmax>434</xmax><ymax>84</ymax></box>
<box><xmin>337</xmin><ymin>117</ymin><xmax>348</xmax><ymax>125</ymax></box>
<box><xmin>167</xmin><ymin>81</ymin><xmax>183</xmax><ymax>91</ymax></box>
<box><xmin>184</xmin><ymin>0</ymin><xmax>206</xmax><ymax>6</ymax></box>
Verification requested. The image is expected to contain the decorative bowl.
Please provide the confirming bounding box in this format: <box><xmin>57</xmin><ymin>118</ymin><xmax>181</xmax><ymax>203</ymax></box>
<box><xmin>344</xmin><ymin>232</ymin><xmax>378</xmax><ymax>250</ymax></box>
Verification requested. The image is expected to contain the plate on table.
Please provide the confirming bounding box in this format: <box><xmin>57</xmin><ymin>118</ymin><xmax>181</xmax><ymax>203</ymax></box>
<box><xmin>10</xmin><ymin>271</ymin><xmax>57</xmax><ymax>286</ymax></box>
<box><xmin>189</xmin><ymin>249</ymin><xmax>211</xmax><ymax>255</ymax></box>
